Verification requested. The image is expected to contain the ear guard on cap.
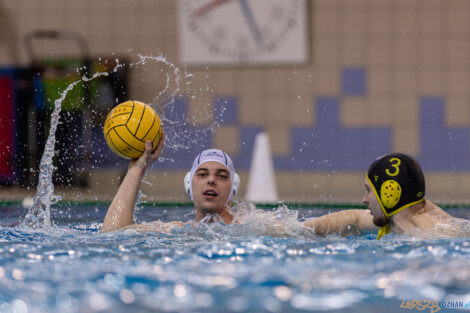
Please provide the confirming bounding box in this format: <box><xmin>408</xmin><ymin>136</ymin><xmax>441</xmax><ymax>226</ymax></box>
<box><xmin>184</xmin><ymin>172</ymin><xmax>191</xmax><ymax>197</ymax></box>
<box><xmin>184</xmin><ymin>172</ymin><xmax>240</xmax><ymax>199</ymax></box>
<box><xmin>232</xmin><ymin>173</ymin><xmax>240</xmax><ymax>197</ymax></box>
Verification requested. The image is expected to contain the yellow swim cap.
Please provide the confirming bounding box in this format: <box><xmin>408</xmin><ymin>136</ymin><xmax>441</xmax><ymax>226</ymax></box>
<box><xmin>380</xmin><ymin>180</ymin><xmax>402</xmax><ymax>209</ymax></box>
<box><xmin>367</xmin><ymin>153</ymin><xmax>425</xmax><ymax>218</ymax></box>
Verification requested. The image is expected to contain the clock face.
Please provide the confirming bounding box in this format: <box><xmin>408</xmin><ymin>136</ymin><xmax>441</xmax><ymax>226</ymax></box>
<box><xmin>178</xmin><ymin>0</ymin><xmax>308</xmax><ymax>65</ymax></box>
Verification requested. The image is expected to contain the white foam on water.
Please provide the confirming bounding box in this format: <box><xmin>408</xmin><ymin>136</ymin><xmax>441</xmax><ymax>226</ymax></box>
<box><xmin>291</xmin><ymin>290</ymin><xmax>367</xmax><ymax>311</ymax></box>
<box><xmin>229</xmin><ymin>202</ymin><xmax>317</xmax><ymax>238</ymax></box>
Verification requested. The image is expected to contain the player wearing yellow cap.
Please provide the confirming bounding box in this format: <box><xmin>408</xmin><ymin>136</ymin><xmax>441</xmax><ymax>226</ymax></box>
<box><xmin>304</xmin><ymin>153</ymin><xmax>470</xmax><ymax>239</ymax></box>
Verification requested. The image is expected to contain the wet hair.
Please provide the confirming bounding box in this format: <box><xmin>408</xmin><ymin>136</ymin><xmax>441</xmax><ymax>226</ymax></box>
<box><xmin>367</xmin><ymin>153</ymin><xmax>425</xmax><ymax>217</ymax></box>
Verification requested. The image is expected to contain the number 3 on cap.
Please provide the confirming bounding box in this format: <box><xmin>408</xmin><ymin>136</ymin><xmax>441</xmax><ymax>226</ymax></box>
<box><xmin>386</xmin><ymin>158</ymin><xmax>401</xmax><ymax>176</ymax></box>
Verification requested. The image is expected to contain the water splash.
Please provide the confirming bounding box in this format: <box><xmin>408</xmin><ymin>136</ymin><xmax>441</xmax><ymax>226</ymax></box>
<box><xmin>23</xmin><ymin>53</ymin><xmax>224</xmax><ymax>228</ymax></box>
<box><xmin>24</xmin><ymin>72</ymin><xmax>109</xmax><ymax>228</ymax></box>
<box><xmin>230</xmin><ymin>202</ymin><xmax>316</xmax><ymax>238</ymax></box>
<box><xmin>133</xmin><ymin>54</ymin><xmax>222</xmax><ymax>153</ymax></box>
<box><xmin>134</xmin><ymin>54</ymin><xmax>182</xmax><ymax>107</ymax></box>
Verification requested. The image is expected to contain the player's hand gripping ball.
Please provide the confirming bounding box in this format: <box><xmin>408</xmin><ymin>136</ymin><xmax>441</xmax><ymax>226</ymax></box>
<box><xmin>104</xmin><ymin>100</ymin><xmax>162</xmax><ymax>159</ymax></box>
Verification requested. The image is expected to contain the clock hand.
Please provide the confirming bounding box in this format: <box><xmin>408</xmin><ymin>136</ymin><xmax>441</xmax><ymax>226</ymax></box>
<box><xmin>237</xmin><ymin>0</ymin><xmax>263</xmax><ymax>45</ymax></box>
<box><xmin>190</xmin><ymin>0</ymin><xmax>234</xmax><ymax>18</ymax></box>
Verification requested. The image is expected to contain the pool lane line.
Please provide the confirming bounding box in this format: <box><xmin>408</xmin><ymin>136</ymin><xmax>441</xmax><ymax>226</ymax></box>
<box><xmin>2</xmin><ymin>200</ymin><xmax>470</xmax><ymax>210</ymax></box>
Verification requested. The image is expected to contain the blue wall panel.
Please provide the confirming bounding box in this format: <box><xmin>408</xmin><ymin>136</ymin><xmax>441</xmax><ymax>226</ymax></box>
<box><xmin>90</xmin><ymin>67</ymin><xmax>470</xmax><ymax>172</ymax></box>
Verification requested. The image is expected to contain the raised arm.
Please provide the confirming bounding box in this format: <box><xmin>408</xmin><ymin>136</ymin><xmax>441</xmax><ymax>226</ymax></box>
<box><xmin>102</xmin><ymin>131</ymin><xmax>165</xmax><ymax>232</ymax></box>
<box><xmin>304</xmin><ymin>209</ymin><xmax>377</xmax><ymax>236</ymax></box>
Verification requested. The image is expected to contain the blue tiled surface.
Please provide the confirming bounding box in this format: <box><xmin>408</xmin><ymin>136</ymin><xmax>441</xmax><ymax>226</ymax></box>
<box><xmin>91</xmin><ymin>127</ymin><xmax>125</xmax><ymax>167</ymax></box>
<box><xmin>275</xmin><ymin>97</ymin><xmax>391</xmax><ymax>170</ymax></box>
<box><xmin>232</xmin><ymin>126</ymin><xmax>263</xmax><ymax>169</ymax></box>
<box><xmin>342</xmin><ymin>67</ymin><xmax>367</xmax><ymax>96</ymax></box>
<box><xmin>158</xmin><ymin>96</ymin><xmax>260</xmax><ymax>170</ymax></box>
<box><xmin>214</xmin><ymin>97</ymin><xmax>237</xmax><ymax>125</ymax></box>
<box><xmin>158</xmin><ymin>97</ymin><xmax>212</xmax><ymax>169</ymax></box>
<box><xmin>417</xmin><ymin>97</ymin><xmax>470</xmax><ymax>170</ymax></box>
<box><xmin>90</xmin><ymin>67</ymin><xmax>470</xmax><ymax>172</ymax></box>
<box><xmin>93</xmin><ymin>94</ymin><xmax>393</xmax><ymax>171</ymax></box>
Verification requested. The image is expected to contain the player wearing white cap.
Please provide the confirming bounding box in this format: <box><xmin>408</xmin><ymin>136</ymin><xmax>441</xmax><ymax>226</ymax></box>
<box><xmin>102</xmin><ymin>131</ymin><xmax>240</xmax><ymax>232</ymax></box>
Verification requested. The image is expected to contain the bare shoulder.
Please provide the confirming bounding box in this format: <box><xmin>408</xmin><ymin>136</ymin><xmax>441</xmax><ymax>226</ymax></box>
<box><xmin>423</xmin><ymin>219</ymin><xmax>470</xmax><ymax>238</ymax></box>
<box><xmin>419</xmin><ymin>200</ymin><xmax>470</xmax><ymax>237</ymax></box>
<box><xmin>424</xmin><ymin>200</ymin><xmax>450</xmax><ymax>216</ymax></box>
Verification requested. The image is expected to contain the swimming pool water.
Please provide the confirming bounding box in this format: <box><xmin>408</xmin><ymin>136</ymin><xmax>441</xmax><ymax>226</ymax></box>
<box><xmin>0</xmin><ymin>204</ymin><xmax>469</xmax><ymax>313</ymax></box>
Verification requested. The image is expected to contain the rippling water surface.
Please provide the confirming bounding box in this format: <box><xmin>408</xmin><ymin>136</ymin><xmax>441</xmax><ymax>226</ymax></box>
<box><xmin>0</xmin><ymin>204</ymin><xmax>469</xmax><ymax>313</ymax></box>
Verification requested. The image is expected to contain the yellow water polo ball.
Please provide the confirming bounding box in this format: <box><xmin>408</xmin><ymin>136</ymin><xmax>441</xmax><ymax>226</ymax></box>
<box><xmin>380</xmin><ymin>180</ymin><xmax>402</xmax><ymax>209</ymax></box>
<box><xmin>103</xmin><ymin>100</ymin><xmax>162</xmax><ymax>159</ymax></box>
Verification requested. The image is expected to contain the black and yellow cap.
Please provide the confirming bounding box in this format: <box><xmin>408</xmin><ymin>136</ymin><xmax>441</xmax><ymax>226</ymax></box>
<box><xmin>367</xmin><ymin>153</ymin><xmax>425</xmax><ymax>218</ymax></box>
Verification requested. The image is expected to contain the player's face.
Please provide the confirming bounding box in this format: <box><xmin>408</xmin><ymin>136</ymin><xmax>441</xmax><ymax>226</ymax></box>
<box><xmin>363</xmin><ymin>179</ymin><xmax>388</xmax><ymax>227</ymax></box>
<box><xmin>192</xmin><ymin>162</ymin><xmax>232</xmax><ymax>213</ymax></box>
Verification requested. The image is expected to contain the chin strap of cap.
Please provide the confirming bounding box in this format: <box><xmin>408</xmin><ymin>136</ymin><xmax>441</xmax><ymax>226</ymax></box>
<box><xmin>200</xmin><ymin>213</ymin><xmax>223</xmax><ymax>223</ymax></box>
<box><xmin>376</xmin><ymin>224</ymin><xmax>391</xmax><ymax>240</ymax></box>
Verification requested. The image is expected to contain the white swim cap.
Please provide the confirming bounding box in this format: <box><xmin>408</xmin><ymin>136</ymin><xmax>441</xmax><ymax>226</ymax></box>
<box><xmin>184</xmin><ymin>149</ymin><xmax>239</xmax><ymax>202</ymax></box>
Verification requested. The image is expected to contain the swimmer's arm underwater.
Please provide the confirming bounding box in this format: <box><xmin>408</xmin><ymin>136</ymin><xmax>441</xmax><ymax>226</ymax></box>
<box><xmin>102</xmin><ymin>132</ymin><xmax>165</xmax><ymax>232</ymax></box>
<box><xmin>304</xmin><ymin>209</ymin><xmax>378</xmax><ymax>236</ymax></box>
